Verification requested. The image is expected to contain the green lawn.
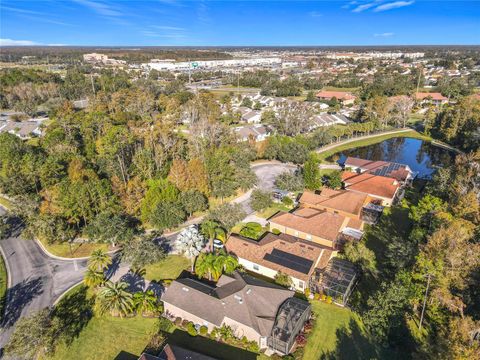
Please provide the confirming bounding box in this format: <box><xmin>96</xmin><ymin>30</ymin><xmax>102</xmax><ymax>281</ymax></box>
<box><xmin>255</xmin><ymin>203</ymin><xmax>291</xmax><ymax>219</ymax></box>
<box><xmin>143</xmin><ymin>255</ymin><xmax>191</xmax><ymax>282</ymax></box>
<box><xmin>49</xmin><ymin>313</ymin><xmax>158</xmax><ymax>360</ymax></box>
<box><xmin>0</xmin><ymin>253</ymin><xmax>7</xmax><ymax>321</ymax></box>
<box><xmin>38</xmin><ymin>238</ymin><xmax>110</xmax><ymax>258</ymax></box>
<box><xmin>0</xmin><ymin>196</ymin><xmax>12</xmax><ymax>209</ymax></box>
<box><xmin>317</xmin><ymin>129</ymin><xmax>431</xmax><ymax>162</ymax></box>
<box><xmin>303</xmin><ymin>301</ymin><xmax>391</xmax><ymax>360</ymax></box>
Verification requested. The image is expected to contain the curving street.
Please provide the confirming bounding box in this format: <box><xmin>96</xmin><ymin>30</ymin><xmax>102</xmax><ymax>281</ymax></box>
<box><xmin>0</xmin><ymin>215</ymin><xmax>88</xmax><ymax>351</ymax></box>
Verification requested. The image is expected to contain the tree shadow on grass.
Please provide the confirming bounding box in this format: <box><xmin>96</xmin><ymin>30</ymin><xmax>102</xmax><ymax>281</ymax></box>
<box><xmin>319</xmin><ymin>318</ymin><xmax>411</xmax><ymax>360</ymax></box>
<box><xmin>52</xmin><ymin>285</ymin><xmax>94</xmax><ymax>346</ymax></box>
<box><xmin>166</xmin><ymin>329</ymin><xmax>257</xmax><ymax>360</ymax></box>
<box><xmin>1</xmin><ymin>276</ymin><xmax>43</xmax><ymax>328</ymax></box>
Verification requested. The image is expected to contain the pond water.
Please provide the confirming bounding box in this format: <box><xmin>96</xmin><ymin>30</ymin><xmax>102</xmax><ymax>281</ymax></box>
<box><xmin>328</xmin><ymin>137</ymin><xmax>455</xmax><ymax>179</ymax></box>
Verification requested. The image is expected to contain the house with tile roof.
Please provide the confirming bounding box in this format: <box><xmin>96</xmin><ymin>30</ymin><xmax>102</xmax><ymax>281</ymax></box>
<box><xmin>299</xmin><ymin>189</ymin><xmax>372</xmax><ymax>220</ymax></box>
<box><xmin>315</xmin><ymin>91</ymin><xmax>356</xmax><ymax>105</ymax></box>
<box><xmin>341</xmin><ymin>171</ymin><xmax>401</xmax><ymax>206</ymax></box>
<box><xmin>268</xmin><ymin>207</ymin><xmax>364</xmax><ymax>249</ymax></box>
<box><xmin>161</xmin><ymin>272</ymin><xmax>310</xmax><ymax>354</ymax></box>
<box><xmin>226</xmin><ymin>232</ymin><xmax>335</xmax><ymax>292</ymax></box>
<box><xmin>415</xmin><ymin>92</ymin><xmax>448</xmax><ymax>106</ymax></box>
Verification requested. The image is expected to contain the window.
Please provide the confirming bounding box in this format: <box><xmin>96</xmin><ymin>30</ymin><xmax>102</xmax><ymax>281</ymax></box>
<box><xmin>298</xmin><ymin>280</ymin><xmax>304</xmax><ymax>289</ymax></box>
<box><xmin>253</xmin><ymin>264</ymin><xmax>259</xmax><ymax>271</ymax></box>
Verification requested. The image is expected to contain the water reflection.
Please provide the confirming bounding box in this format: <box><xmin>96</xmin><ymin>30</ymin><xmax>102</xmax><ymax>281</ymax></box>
<box><xmin>329</xmin><ymin>137</ymin><xmax>455</xmax><ymax>179</ymax></box>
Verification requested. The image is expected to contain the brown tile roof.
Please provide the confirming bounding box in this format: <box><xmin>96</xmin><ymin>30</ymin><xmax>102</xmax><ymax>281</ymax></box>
<box><xmin>415</xmin><ymin>92</ymin><xmax>448</xmax><ymax>101</ymax></box>
<box><xmin>226</xmin><ymin>233</ymin><xmax>333</xmax><ymax>281</ymax></box>
<box><xmin>161</xmin><ymin>272</ymin><xmax>293</xmax><ymax>337</ymax></box>
<box><xmin>299</xmin><ymin>189</ymin><xmax>370</xmax><ymax>217</ymax></box>
<box><xmin>342</xmin><ymin>171</ymin><xmax>400</xmax><ymax>199</ymax></box>
<box><xmin>269</xmin><ymin>208</ymin><xmax>348</xmax><ymax>242</ymax></box>
<box><xmin>315</xmin><ymin>91</ymin><xmax>356</xmax><ymax>101</ymax></box>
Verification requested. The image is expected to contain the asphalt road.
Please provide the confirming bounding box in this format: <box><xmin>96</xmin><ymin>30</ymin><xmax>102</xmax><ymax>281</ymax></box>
<box><xmin>0</xmin><ymin>221</ymin><xmax>87</xmax><ymax>352</ymax></box>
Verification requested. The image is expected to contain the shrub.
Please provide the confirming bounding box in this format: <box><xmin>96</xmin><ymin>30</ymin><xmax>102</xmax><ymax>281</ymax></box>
<box><xmin>181</xmin><ymin>319</ymin><xmax>190</xmax><ymax>328</ymax></box>
<box><xmin>247</xmin><ymin>340</ymin><xmax>260</xmax><ymax>353</ymax></box>
<box><xmin>199</xmin><ymin>325</ymin><xmax>208</xmax><ymax>336</ymax></box>
<box><xmin>274</xmin><ymin>271</ymin><xmax>293</xmax><ymax>288</ymax></box>
<box><xmin>320</xmin><ymin>294</ymin><xmax>327</xmax><ymax>301</ymax></box>
<box><xmin>271</xmin><ymin>228</ymin><xmax>281</xmax><ymax>235</ymax></box>
<box><xmin>163</xmin><ymin>279</ymin><xmax>173</xmax><ymax>286</ymax></box>
<box><xmin>174</xmin><ymin>317</ymin><xmax>182</xmax><ymax>326</ymax></box>
<box><xmin>304</xmin><ymin>288</ymin><xmax>310</xmax><ymax>298</ymax></box>
<box><xmin>158</xmin><ymin>317</ymin><xmax>173</xmax><ymax>332</ymax></box>
<box><xmin>239</xmin><ymin>222</ymin><xmax>263</xmax><ymax>239</ymax></box>
<box><xmin>326</xmin><ymin>296</ymin><xmax>333</xmax><ymax>304</ymax></box>
<box><xmin>296</xmin><ymin>333</ymin><xmax>307</xmax><ymax>346</ymax></box>
<box><xmin>186</xmin><ymin>322</ymin><xmax>197</xmax><ymax>336</ymax></box>
<box><xmin>303</xmin><ymin>321</ymin><xmax>313</xmax><ymax>333</ymax></box>
<box><xmin>210</xmin><ymin>328</ymin><xmax>219</xmax><ymax>339</ymax></box>
<box><xmin>281</xmin><ymin>196</ymin><xmax>293</xmax><ymax>206</ymax></box>
<box><xmin>314</xmin><ymin>293</ymin><xmax>320</xmax><ymax>300</ymax></box>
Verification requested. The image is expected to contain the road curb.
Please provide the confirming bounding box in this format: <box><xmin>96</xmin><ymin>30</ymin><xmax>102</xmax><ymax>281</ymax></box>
<box><xmin>34</xmin><ymin>238</ymin><xmax>119</xmax><ymax>261</ymax></box>
<box><xmin>0</xmin><ymin>244</ymin><xmax>12</xmax><ymax>290</ymax></box>
<box><xmin>53</xmin><ymin>281</ymin><xmax>84</xmax><ymax>306</ymax></box>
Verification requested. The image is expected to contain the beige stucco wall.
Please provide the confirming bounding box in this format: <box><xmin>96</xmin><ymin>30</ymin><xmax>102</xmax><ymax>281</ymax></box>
<box><xmin>238</xmin><ymin>257</ymin><xmax>306</xmax><ymax>291</ymax></box>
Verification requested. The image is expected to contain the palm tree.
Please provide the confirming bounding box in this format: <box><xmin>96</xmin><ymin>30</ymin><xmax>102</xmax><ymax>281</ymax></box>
<box><xmin>83</xmin><ymin>268</ymin><xmax>105</xmax><ymax>288</ymax></box>
<box><xmin>201</xmin><ymin>220</ymin><xmax>225</xmax><ymax>252</ymax></box>
<box><xmin>88</xmin><ymin>249</ymin><xmax>112</xmax><ymax>271</ymax></box>
<box><xmin>219</xmin><ymin>255</ymin><xmax>238</xmax><ymax>275</ymax></box>
<box><xmin>195</xmin><ymin>253</ymin><xmax>215</xmax><ymax>280</ymax></box>
<box><xmin>133</xmin><ymin>290</ymin><xmax>159</xmax><ymax>316</ymax></box>
<box><xmin>96</xmin><ymin>281</ymin><xmax>134</xmax><ymax>318</ymax></box>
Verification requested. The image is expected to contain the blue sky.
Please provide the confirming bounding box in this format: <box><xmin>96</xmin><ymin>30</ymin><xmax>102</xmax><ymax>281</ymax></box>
<box><xmin>1</xmin><ymin>1</ymin><xmax>479</xmax><ymax>46</ymax></box>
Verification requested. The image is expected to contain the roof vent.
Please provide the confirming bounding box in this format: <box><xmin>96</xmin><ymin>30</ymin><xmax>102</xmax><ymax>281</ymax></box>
<box><xmin>246</xmin><ymin>288</ymin><xmax>252</xmax><ymax>295</ymax></box>
<box><xmin>182</xmin><ymin>287</ymin><xmax>189</xmax><ymax>292</ymax></box>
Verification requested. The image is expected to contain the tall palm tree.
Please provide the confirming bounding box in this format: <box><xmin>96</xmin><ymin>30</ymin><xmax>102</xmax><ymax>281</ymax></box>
<box><xmin>201</xmin><ymin>220</ymin><xmax>225</xmax><ymax>252</ymax></box>
<box><xmin>133</xmin><ymin>290</ymin><xmax>159</xmax><ymax>316</ymax></box>
<box><xmin>195</xmin><ymin>253</ymin><xmax>214</xmax><ymax>280</ymax></box>
<box><xmin>220</xmin><ymin>255</ymin><xmax>239</xmax><ymax>275</ymax></box>
<box><xmin>88</xmin><ymin>249</ymin><xmax>112</xmax><ymax>271</ymax></box>
<box><xmin>96</xmin><ymin>281</ymin><xmax>134</xmax><ymax>318</ymax></box>
<box><xmin>83</xmin><ymin>268</ymin><xmax>105</xmax><ymax>288</ymax></box>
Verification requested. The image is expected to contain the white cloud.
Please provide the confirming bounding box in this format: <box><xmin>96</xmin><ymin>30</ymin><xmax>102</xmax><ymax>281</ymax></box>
<box><xmin>152</xmin><ymin>25</ymin><xmax>185</xmax><ymax>31</ymax></box>
<box><xmin>309</xmin><ymin>11</ymin><xmax>323</xmax><ymax>17</ymax></box>
<box><xmin>352</xmin><ymin>1</ymin><xmax>381</xmax><ymax>13</ymax></box>
<box><xmin>0</xmin><ymin>38</ymin><xmax>40</xmax><ymax>46</ymax></box>
<box><xmin>373</xmin><ymin>1</ymin><xmax>414</xmax><ymax>12</ymax></box>
<box><xmin>0</xmin><ymin>39</ymin><xmax>68</xmax><ymax>46</ymax></box>
<box><xmin>374</xmin><ymin>32</ymin><xmax>394</xmax><ymax>37</ymax></box>
<box><xmin>73</xmin><ymin>0</ymin><xmax>122</xmax><ymax>17</ymax></box>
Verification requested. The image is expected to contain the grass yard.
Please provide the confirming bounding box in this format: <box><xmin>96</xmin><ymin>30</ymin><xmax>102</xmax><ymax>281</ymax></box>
<box><xmin>0</xmin><ymin>196</ymin><xmax>12</xmax><ymax>210</ymax></box>
<box><xmin>143</xmin><ymin>255</ymin><xmax>191</xmax><ymax>282</ymax></box>
<box><xmin>255</xmin><ymin>202</ymin><xmax>291</xmax><ymax>219</ymax></box>
<box><xmin>49</xmin><ymin>313</ymin><xmax>158</xmax><ymax>360</ymax></box>
<box><xmin>317</xmin><ymin>129</ymin><xmax>431</xmax><ymax>162</ymax></box>
<box><xmin>0</xmin><ymin>253</ymin><xmax>7</xmax><ymax>320</ymax></box>
<box><xmin>303</xmin><ymin>301</ymin><xmax>390</xmax><ymax>360</ymax></box>
<box><xmin>38</xmin><ymin>238</ymin><xmax>110</xmax><ymax>258</ymax></box>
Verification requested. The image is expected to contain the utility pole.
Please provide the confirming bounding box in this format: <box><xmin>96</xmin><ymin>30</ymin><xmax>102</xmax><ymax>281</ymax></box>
<box><xmin>90</xmin><ymin>73</ymin><xmax>96</xmax><ymax>98</ymax></box>
<box><xmin>419</xmin><ymin>273</ymin><xmax>432</xmax><ymax>331</ymax></box>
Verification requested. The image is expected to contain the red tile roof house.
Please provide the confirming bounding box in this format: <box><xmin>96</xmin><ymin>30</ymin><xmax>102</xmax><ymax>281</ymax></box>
<box><xmin>161</xmin><ymin>272</ymin><xmax>311</xmax><ymax>355</ymax></box>
<box><xmin>341</xmin><ymin>171</ymin><xmax>401</xmax><ymax>206</ymax></box>
<box><xmin>226</xmin><ymin>232</ymin><xmax>335</xmax><ymax>292</ymax></box>
<box><xmin>415</xmin><ymin>92</ymin><xmax>448</xmax><ymax>106</ymax></box>
<box><xmin>315</xmin><ymin>91</ymin><xmax>356</xmax><ymax>105</ymax></box>
<box><xmin>343</xmin><ymin>157</ymin><xmax>415</xmax><ymax>184</ymax></box>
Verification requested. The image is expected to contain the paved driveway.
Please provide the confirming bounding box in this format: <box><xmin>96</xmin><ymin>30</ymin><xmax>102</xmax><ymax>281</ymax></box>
<box><xmin>0</xmin><ymin>223</ymin><xmax>87</xmax><ymax>352</ymax></box>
